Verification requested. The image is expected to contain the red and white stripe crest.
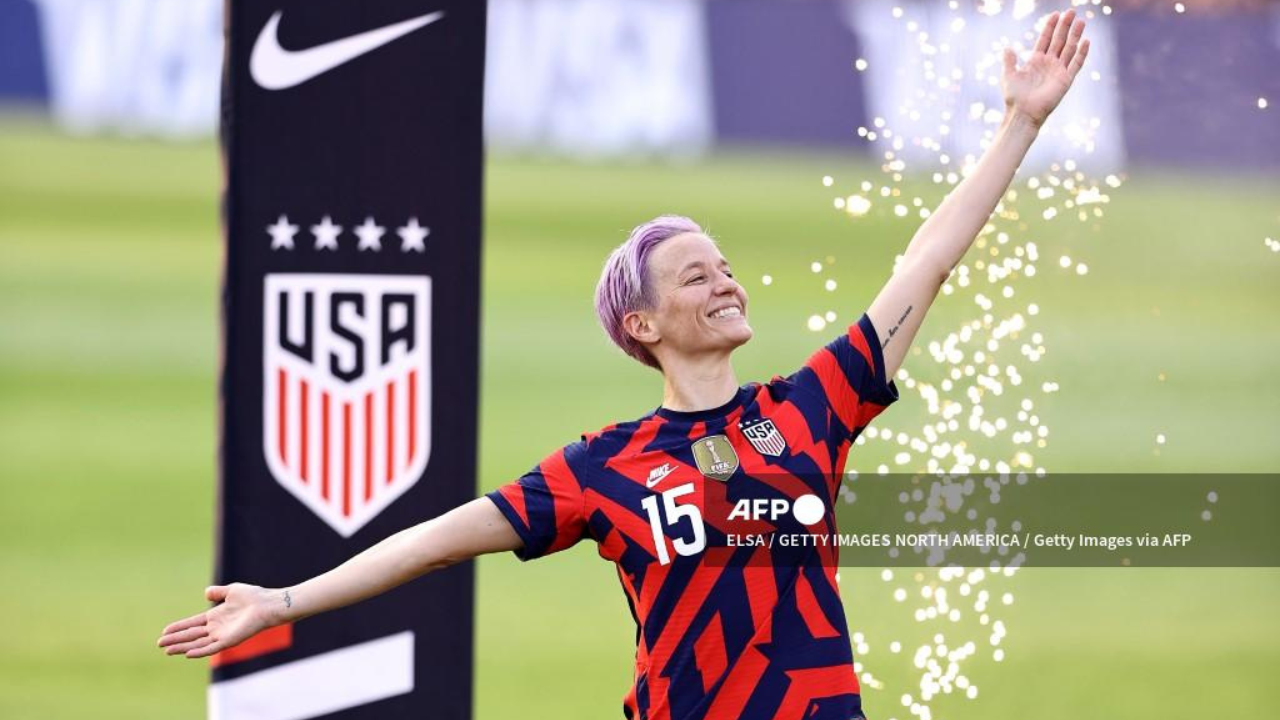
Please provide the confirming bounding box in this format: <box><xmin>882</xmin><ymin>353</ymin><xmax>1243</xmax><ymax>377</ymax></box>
<box><xmin>739</xmin><ymin>417</ymin><xmax>787</xmax><ymax>457</ymax></box>
<box><xmin>264</xmin><ymin>273</ymin><xmax>431</xmax><ymax>537</ymax></box>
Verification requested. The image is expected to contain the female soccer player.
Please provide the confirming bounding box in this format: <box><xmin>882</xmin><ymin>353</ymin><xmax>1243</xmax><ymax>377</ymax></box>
<box><xmin>160</xmin><ymin>11</ymin><xmax>1090</xmax><ymax>719</ymax></box>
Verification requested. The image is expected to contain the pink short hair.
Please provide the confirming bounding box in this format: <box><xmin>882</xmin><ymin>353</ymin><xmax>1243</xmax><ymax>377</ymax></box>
<box><xmin>594</xmin><ymin>215</ymin><xmax>704</xmax><ymax>369</ymax></box>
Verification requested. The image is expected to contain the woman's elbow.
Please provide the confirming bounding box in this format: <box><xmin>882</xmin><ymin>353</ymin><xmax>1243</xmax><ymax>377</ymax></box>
<box><xmin>899</xmin><ymin>254</ymin><xmax>951</xmax><ymax>287</ymax></box>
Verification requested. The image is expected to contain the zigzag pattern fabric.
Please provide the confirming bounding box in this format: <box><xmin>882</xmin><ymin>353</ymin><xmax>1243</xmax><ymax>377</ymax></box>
<box><xmin>489</xmin><ymin>313</ymin><xmax>898</xmax><ymax>720</ymax></box>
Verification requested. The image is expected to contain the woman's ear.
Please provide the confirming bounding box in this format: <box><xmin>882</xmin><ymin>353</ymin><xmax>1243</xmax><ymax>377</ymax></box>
<box><xmin>623</xmin><ymin>310</ymin><xmax>659</xmax><ymax>345</ymax></box>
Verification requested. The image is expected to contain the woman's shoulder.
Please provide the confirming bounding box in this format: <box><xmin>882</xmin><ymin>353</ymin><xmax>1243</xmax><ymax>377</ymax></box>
<box><xmin>577</xmin><ymin>413</ymin><xmax>658</xmax><ymax>452</ymax></box>
<box><xmin>565</xmin><ymin>403</ymin><xmax>705</xmax><ymax>467</ymax></box>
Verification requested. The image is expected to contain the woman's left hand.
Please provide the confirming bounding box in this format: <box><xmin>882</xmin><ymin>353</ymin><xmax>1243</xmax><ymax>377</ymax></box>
<box><xmin>1001</xmin><ymin>9</ymin><xmax>1091</xmax><ymax>128</ymax></box>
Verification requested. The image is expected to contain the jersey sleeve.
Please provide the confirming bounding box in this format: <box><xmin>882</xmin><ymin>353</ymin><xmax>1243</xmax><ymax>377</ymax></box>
<box><xmin>793</xmin><ymin>312</ymin><xmax>900</xmax><ymax>441</ymax></box>
<box><xmin>485</xmin><ymin>442</ymin><xmax>589</xmax><ymax>561</ymax></box>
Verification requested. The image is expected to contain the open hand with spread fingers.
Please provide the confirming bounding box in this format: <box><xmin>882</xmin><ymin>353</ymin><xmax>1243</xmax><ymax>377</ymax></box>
<box><xmin>156</xmin><ymin>583</ymin><xmax>277</xmax><ymax>659</ymax></box>
<box><xmin>1002</xmin><ymin>9</ymin><xmax>1091</xmax><ymax>128</ymax></box>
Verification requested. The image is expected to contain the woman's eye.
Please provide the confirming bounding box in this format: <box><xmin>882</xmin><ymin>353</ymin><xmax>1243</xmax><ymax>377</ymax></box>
<box><xmin>688</xmin><ymin>276</ymin><xmax>706</xmax><ymax>284</ymax></box>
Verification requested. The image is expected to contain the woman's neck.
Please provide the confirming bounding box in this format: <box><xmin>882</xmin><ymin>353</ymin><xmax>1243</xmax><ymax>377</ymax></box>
<box><xmin>660</xmin><ymin>354</ymin><xmax>739</xmax><ymax>412</ymax></box>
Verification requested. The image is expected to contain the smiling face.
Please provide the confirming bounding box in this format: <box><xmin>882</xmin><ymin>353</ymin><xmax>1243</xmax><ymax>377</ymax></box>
<box><xmin>624</xmin><ymin>232</ymin><xmax>753</xmax><ymax>367</ymax></box>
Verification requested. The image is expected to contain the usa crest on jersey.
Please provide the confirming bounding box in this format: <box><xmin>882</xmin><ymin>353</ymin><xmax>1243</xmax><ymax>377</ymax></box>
<box><xmin>264</xmin><ymin>273</ymin><xmax>432</xmax><ymax>536</ymax></box>
<box><xmin>739</xmin><ymin>417</ymin><xmax>787</xmax><ymax>457</ymax></box>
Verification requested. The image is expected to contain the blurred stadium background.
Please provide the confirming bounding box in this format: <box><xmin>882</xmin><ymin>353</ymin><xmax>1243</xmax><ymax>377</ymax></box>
<box><xmin>1</xmin><ymin>0</ymin><xmax>1278</xmax><ymax>718</ymax></box>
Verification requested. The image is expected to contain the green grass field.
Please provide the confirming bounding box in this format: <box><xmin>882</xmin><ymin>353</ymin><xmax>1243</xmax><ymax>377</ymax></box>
<box><xmin>1</xmin><ymin>118</ymin><xmax>1277</xmax><ymax>719</ymax></box>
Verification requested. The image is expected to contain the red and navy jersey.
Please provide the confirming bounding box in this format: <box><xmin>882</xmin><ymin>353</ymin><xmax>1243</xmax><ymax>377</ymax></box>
<box><xmin>487</xmin><ymin>314</ymin><xmax>898</xmax><ymax>720</ymax></box>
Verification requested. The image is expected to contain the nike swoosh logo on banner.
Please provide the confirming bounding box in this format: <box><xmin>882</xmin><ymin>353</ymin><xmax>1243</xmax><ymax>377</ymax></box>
<box><xmin>251</xmin><ymin>10</ymin><xmax>445</xmax><ymax>91</ymax></box>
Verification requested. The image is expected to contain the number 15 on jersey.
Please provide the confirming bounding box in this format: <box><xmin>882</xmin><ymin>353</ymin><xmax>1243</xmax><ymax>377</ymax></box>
<box><xmin>639</xmin><ymin>483</ymin><xmax>707</xmax><ymax>565</ymax></box>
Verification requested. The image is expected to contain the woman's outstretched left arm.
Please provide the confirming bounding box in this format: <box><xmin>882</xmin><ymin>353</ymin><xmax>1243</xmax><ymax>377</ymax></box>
<box><xmin>867</xmin><ymin>9</ymin><xmax>1090</xmax><ymax>378</ymax></box>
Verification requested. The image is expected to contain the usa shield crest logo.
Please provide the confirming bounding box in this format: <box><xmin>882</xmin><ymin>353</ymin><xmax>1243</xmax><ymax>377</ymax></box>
<box><xmin>739</xmin><ymin>417</ymin><xmax>786</xmax><ymax>457</ymax></box>
<box><xmin>264</xmin><ymin>273</ymin><xmax>431</xmax><ymax>536</ymax></box>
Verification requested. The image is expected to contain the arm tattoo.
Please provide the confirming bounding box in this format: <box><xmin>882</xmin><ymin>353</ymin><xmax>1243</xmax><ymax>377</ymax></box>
<box><xmin>283</xmin><ymin>590</ymin><xmax>293</xmax><ymax>609</ymax></box>
<box><xmin>881</xmin><ymin>305</ymin><xmax>914</xmax><ymax>349</ymax></box>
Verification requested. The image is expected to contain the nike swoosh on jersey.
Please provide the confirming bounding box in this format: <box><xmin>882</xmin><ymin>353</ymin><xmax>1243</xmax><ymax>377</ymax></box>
<box><xmin>250</xmin><ymin>10</ymin><xmax>445</xmax><ymax>91</ymax></box>
<box><xmin>646</xmin><ymin>464</ymin><xmax>676</xmax><ymax>488</ymax></box>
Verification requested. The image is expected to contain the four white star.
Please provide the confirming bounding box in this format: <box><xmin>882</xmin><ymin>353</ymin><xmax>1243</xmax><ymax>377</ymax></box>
<box><xmin>397</xmin><ymin>218</ymin><xmax>430</xmax><ymax>253</ymax></box>
<box><xmin>354</xmin><ymin>217</ymin><xmax>385</xmax><ymax>252</ymax></box>
<box><xmin>267</xmin><ymin>215</ymin><xmax>299</xmax><ymax>250</ymax></box>
<box><xmin>267</xmin><ymin>215</ymin><xmax>430</xmax><ymax>253</ymax></box>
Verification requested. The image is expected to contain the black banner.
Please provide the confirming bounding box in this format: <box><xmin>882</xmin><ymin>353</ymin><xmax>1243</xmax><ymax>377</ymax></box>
<box><xmin>215</xmin><ymin>0</ymin><xmax>484</xmax><ymax>717</ymax></box>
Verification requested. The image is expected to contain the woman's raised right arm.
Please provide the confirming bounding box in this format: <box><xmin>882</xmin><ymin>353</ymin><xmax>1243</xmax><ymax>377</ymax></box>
<box><xmin>157</xmin><ymin>496</ymin><xmax>522</xmax><ymax>659</ymax></box>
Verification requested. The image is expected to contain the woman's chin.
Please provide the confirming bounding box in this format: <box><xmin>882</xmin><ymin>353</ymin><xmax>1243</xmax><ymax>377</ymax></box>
<box><xmin>680</xmin><ymin>325</ymin><xmax>753</xmax><ymax>355</ymax></box>
<box><xmin>727</xmin><ymin>325</ymin><xmax>754</xmax><ymax>346</ymax></box>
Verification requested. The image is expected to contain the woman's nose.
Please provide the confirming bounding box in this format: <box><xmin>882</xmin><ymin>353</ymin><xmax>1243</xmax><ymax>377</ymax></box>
<box><xmin>713</xmin><ymin>273</ymin><xmax>739</xmax><ymax>295</ymax></box>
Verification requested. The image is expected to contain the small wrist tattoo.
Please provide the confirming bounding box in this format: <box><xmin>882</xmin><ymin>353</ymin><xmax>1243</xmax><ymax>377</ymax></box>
<box><xmin>283</xmin><ymin>590</ymin><xmax>293</xmax><ymax>609</ymax></box>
